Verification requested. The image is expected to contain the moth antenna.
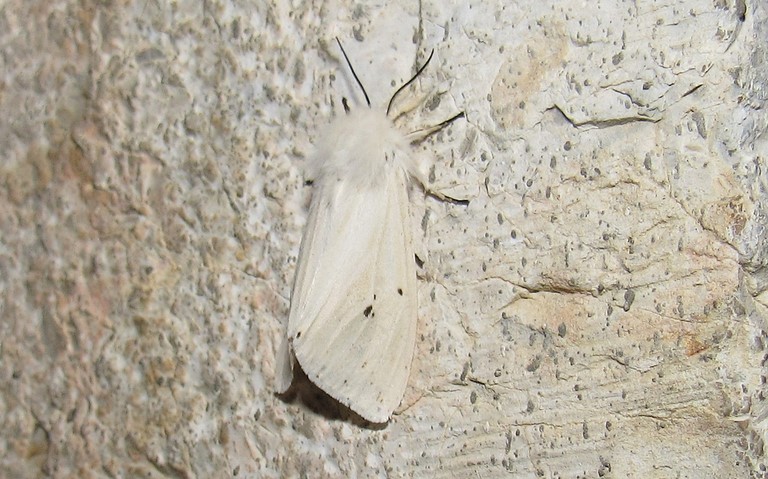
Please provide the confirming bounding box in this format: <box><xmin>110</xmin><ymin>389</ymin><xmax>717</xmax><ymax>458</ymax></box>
<box><xmin>336</xmin><ymin>37</ymin><xmax>371</xmax><ymax>108</ymax></box>
<box><xmin>386</xmin><ymin>49</ymin><xmax>435</xmax><ymax>116</ymax></box>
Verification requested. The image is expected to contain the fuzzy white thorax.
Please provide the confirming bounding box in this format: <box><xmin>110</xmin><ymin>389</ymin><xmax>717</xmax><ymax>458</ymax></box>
<box><xmin>310</xmin><ymin>108</ymin><xmax>424</xmax><ymax>190</ymax></box>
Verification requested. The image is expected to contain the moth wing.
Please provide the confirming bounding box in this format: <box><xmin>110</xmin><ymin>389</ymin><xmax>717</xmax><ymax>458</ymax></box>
<box><xmin>274</xmin><ymin>332</ymin><xmax>294</xmax><ymax>394</ymax></box>
<box><xmin>286</xmin><ymin>167</ymin><xmax>417</xmax><ymax>423</ymax></box>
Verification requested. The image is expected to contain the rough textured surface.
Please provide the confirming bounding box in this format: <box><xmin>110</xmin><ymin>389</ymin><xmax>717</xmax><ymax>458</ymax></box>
<box><xmin>1</xmin><ymin>0</ymin><xmax>766</xmax><ymax>477</ymax></box>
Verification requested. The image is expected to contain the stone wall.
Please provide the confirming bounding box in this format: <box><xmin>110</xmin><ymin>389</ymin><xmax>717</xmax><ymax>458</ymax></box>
<box><xmin>1</xmin><ymin>0</ymin><xmax>765</xmax><ymax>477</ymax></box>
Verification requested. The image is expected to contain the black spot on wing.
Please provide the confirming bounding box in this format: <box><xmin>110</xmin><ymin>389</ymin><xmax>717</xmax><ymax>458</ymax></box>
<box><xmin>363</xmin><ymin>305</ymin><xmax>373</xmax><ymax>317</ymax></box>
<box><xmin>397</xmin><ymin>288</ymin><xmax>403</xmax><ymax>296</ymax></box>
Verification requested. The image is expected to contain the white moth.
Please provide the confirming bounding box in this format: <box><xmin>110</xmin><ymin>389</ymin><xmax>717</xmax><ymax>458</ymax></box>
<box><xmin>276</xmin><ymin>39</ymin><xmax>463</xmax><ymax>423</ymax></box>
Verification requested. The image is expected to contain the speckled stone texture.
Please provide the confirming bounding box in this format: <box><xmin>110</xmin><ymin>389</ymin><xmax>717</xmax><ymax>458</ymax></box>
<box><xmin>1</xmin><ymin>0</ymin><xmax>766</xmax><ymax>477</ymax></box>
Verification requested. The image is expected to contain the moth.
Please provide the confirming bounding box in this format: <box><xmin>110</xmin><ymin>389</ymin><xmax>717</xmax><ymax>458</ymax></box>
<box><xmin>276</xmin><ymin>38</ymin><xmax>464</xmax><ymax>423</ymax></box>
